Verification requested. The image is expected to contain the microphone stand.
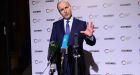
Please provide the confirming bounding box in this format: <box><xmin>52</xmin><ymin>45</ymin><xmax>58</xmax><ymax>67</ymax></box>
<box><xmin>47</xmin><ymin>56</ymin><xmax>56</xmax><ymax>75</ymax></box>
<box><xmin>60</xmin><ymin>34</ymin><xmax>70</xmax><ymax>75</ymax></box>
<box><xmin>60</xmin><ymin>48</ymin><xmax>65</xmax><ymax>75</ymax></box>
<box><xmin>49</xmin><ymin>63</ymin><xmax>56</xmax><ymax>75</ymax></box>
<box><xmin>73</xmin><ymin>33</ymin><xmax>81</xmax><ymax>75</ymax></box>
<box><xmin>73</xmin><ymin>45</ymin><xmax>80</xmax><ymax>75</ymax></box>
<box><xmin>48</xmin><ymin>41</ymin><xmax>58</xmax><ymax>75</ymax></box>
<box><xmin>60</xmin><ymin>48</ymin><xmax>69</xmax><ymax>75</ymax></box>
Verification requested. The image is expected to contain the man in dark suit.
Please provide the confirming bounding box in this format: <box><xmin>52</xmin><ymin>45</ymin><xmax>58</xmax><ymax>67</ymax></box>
<box><xmin>48</xmin><ymin>0</ymin><xmax>96</xmax><ymax>75</ymax></box>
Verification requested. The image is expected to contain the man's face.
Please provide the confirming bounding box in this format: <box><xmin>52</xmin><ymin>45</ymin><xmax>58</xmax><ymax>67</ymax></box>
<box><xmin>58</xmin><ymin>2</ymin><xmax>72</xmax><ymax>20</ymax></box>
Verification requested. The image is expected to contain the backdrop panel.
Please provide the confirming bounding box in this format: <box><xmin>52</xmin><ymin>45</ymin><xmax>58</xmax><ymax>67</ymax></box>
<box><xmin>29</xmin><ymin>0</ymin><xmax>140</xmax><ymax>75</ymax></box>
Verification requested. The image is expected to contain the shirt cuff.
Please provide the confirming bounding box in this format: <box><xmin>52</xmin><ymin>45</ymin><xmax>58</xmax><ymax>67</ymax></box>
<box><xmin>87</xmin><ymin>35</ymin><xmax>94</xmax><ymax>41</ymax></box>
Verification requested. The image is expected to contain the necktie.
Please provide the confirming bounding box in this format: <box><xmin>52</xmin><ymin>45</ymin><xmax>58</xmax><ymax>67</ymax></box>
<box><xmin>66</xmin><ymin>20</ymin><xmax>70</xmax><ymax>35</ymax></box>
<box><xmin>62</xmin><ymin>20</ymin><xmax>71</xmax><ymax>75</ymax></box>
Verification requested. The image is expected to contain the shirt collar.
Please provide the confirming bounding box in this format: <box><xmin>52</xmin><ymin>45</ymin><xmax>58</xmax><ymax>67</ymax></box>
<box><xmin>64</xmin><ymin>16</ymin><xmax>74</xmax><ymax>23</ymax></box>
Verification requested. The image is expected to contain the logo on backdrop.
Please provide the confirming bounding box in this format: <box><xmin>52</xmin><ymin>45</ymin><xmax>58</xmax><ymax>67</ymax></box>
<box><xmin>46</xmin><ymin>18</ymin><xmax>55</xmax><ymax>21</ymax></box>
<box><xmin>88</xmin><ymin>14</ymin><xmax>99</xmax><ymax>19</ymax></box>
<box><xmin>103</xmin><ymin>25</ymin><xmax>114</xmax><ymax>30</ymax></box>
<box><xmin>120</xmin><ymin>3</ymin><xmax>131</xmax><ymax>6</ymax></box>
<box><xmin>45</xmin><ymin>0</ymin><xmax>54</xmax><ymax>2</ymax></box>
<box><xmin>34</xmin><ymin>29</ymin><xmax>42</xmax><ymax>32</ymax></box>
<box><xmin>121</xmin><ymin>60</ymin><xmax>132</xmax><ymax>65</ymax></box>
<box><xmin>103</xmin><ymin>14</ymin><xmax>114</xmax><ymax>17</ymax></box>
<box><xmin>120</xmin><ymin>25</ymin><xmax>132</xmax><ymax>29</ymax></box>
<box><xmin>34</xmin><ymin>39</ymin><xmax>42</xmax><ymax>43</ymax></box>
<box><xmin>105</xmin><ymin>62</ymin><xmax>116</xmax><ymax>65</ymax></box>
<box><xmin>35</xmin><ymin>50</ymin><xmax>43</xmax><ymax>53</ymax></box>
<box><xmin>32</xmin><ymin>1</ymin><xmax>40</xmax><ymax>5</ymax></box>
<box><xmin>103</xmin><ymin>3</ymin><xmax>113</xmax><ymax>8</ymax></box>
<box><xmin>87</xmin><ymin>5</ymin><xmax>98</xmax><ymax>8</ymax></box>
<box><xmin>35</xmin><ymin>60</ymin><xmax>43</xmax><ymax>64</ymax></box>
<box><xmin>47</xmin><ymin>28</ymin><xmax>51</xmax><ymax>32</ymax></box>
<box><xmin>90</xmin><ymin>49</ymin><xmax>100</xmax><ymax>53</ymax></box>
<box><xmin>122</xmin><ymin>73</ymin><xmax>133</xmax><ymax>75</ymax></box>
<box><xmin>33</xmin><ymin>10</ymin><xmax>41</xmax><ymax>13</ymax></box>
<box><xmin>104</xmin><ymin>37</ymin><xmax>115</xmax><ymax>40</ymax></box>
<box><xmin>46</xmin><ymin>9</ymin><xmax>54</xmax><ymax>13</ymax></box>
<box><xmin>119</xmin><ymin>13</ymin><xmax>129</xmax><ymax>18</ymax></box>
<box><xmin>72</xmin><ymin>5</ymin><xmax>81</xmax><ymax>10</ymax></box>
<box><xmin>104</xmin><ymin>49</ymin><xmax>114</xmax><ymax>53</ymax></box>
<box><xmin>121</xmin><ymin>49</ymin><xmax>132</xmax><ymax>52</ymax></box>
<box><xmin>105</xmin><ymin>73</ymin><xmax>116</xmax><ymax>75</ymax></box>
<box><xmin>75</xmin><ymin>16</ymin><xmax>83</xmax><ymax>20</ymax></box>
<box><xmin>33</xmin><ymin>19</ymin><xmax>40</xmax><ymax>23</ymax></box>
<box><xmin>120</xmin><ymin>36</ymin><xmax>131</xmax><ymax>41</ymax></box>
<box><xmin>94</xmin><ymin>26</ymin><xmax>99</xmax><ymax>29</ymax></box>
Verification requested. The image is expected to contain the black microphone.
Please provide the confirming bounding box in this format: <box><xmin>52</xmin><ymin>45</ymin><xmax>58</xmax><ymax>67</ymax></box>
<box><xmin>48</xmin><ymin>41</ymin><xmax>58</xmax><ymax>65</ymax></box>
<box><xmin>73</xmin><ymin>33</ymin><xmax>80</xmax><ymax>75</ymax></box>
<box><xmin>73</xmin><ymin>33</ymin><xmax>79</xmax><ymax>49</ymax></box>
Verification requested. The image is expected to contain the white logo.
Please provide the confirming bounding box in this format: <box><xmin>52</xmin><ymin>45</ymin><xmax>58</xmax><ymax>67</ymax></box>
<box><xmin>32</xmin><ymin>1</ymin><xmax>40</xmax><ymax>5</ymax></box>
<box><xmin>121</xmin><ymin>60</ymin><xmax>131</xmax><ymax>65</ymax></box>
<box><xmin>103</xmin><ymin>3</ymin><xmax>113</xmax><ymax>8</ymax></box>
<box><xmin>120</xmin><ymin>36</ymin><xmax>131</xmax><ymax>41</ymax></box>
<box><xmin>119</xmin><ymin>13</ymin><xmax>129</xmax><ymax>18</ymax></box>
<box><xmin>104</xmin><ymin>25</ymin><xmax>113</xmax><ymax>30</ymax></box>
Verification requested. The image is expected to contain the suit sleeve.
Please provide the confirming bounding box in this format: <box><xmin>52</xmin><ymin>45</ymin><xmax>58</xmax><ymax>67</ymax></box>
<box><xmin>50</xmin><ymin>23</ymin><xmax>57</xmax><ymax>42</ymax></box>
<box><xmin>85</xmin><ymin>35</ymin><xmax>96</xmax><ymax>46</ymax></box>
<box><xmin>47</xmin><ymin>23</ymin><xmax>57</xmax><ymax>60</ymax></box>
<box><xmin>83</xmin><ymin>22</ymin><xmax>96</xmax><ymax>46</ymax></box>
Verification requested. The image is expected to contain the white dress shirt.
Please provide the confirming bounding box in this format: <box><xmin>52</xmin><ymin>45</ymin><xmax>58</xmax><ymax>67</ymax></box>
<box><xmin>64</xmin><ymin>17</ymin><xmax>94</xmax><ymax>41</ymax></box>
<box><xmin>64</xmin><ymin>17</ymin><xmax>74</xmax><ymax>33</ymax></box>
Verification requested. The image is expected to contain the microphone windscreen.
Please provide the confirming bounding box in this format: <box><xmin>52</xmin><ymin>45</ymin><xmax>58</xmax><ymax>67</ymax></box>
<box><xmin>61</xmin><ymin>34</ymin><xmax>69</xmax><ymax>49</ymax></box>
<box><xmin>49</xmin><ymin>41</ymin><xmax>58</xmax><ymax>53</ymax></box>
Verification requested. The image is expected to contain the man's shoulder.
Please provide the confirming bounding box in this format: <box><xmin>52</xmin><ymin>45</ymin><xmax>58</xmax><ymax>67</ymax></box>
<box><xmin>74</xmin><ymin>17</ymin><xmax>86</xmax><ymax>23</ymax></box>
<box><xmin>53</xmin><ymin>19</ymin><xmax>63</xmax><ymax>24</ymax></box>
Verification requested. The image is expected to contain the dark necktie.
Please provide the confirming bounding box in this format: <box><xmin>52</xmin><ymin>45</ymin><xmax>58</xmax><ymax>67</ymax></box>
<box><xmin>62</xmin><ymin>20</ymin><xmax>71</xmax><ymax>75</ymax></box>
<box><xmin>66</xmin><ymin>20</ymin><xmax>70</xmax><ymax>35</ymax></box>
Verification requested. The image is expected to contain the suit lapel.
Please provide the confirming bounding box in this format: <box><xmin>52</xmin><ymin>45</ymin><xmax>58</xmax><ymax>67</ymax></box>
<box><xmin>59</xmin><ymin>19</ymin><xmax>65</xmax><ymax>35</ymax></box>
<box><xmin>58</xmin><ymin>19</ymin><xmax>65</xmax><ymax>46</ymax></box>
<box><xmin>69</xmin><ymin>18</ymin><xmax>78</xmax><ymax>45</ymax></box>
<box><xmin>71</xmin><ymin>18</ymin><xmax>78</xmax><ymax>34</ymax></box>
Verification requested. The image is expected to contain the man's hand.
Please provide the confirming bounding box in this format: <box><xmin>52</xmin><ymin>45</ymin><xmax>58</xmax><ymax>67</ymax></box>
<box><xmin>80</xmin><ymin>22</ymin><xmax>95</xmax><ymax>37</ymax></box>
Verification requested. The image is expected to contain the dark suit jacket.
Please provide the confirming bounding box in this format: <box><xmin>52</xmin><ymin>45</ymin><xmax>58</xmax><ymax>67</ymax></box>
<box><xmin>49</xmin><ymin>18</ymin><xmax>96</xmax><ymax>75</ymax></box>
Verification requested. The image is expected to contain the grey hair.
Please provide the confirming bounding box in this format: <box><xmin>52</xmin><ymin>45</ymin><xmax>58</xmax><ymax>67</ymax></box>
<box><xmin>57</xmin><ymin>0</ymin><xmax>71</xmax><ymax>12</ymax></box>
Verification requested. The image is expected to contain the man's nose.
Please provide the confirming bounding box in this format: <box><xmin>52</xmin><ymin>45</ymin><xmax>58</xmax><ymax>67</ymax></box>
<box><xmin>64</xmin><ymin>9</ymin><xmax>67</xmax><ymax>13</ymax></box>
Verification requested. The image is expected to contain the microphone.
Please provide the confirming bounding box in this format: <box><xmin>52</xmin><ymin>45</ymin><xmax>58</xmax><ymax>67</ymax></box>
<box><xmin>73</xmin><ymin>33</ymin><xmax>80</xmax><ymax>75</ymax></box>
<box><xmin>48</xmin><ymin>41</ymin><xmax>58</xmax><ymax>66</ymax></box>
<box><xmin>61</xmin><ymin>34</ymin><xmax>69</xmax><ymax>53</ymax></box>
<box><xmin>73</xmin><ymin>33</ymin><xmax>79</xmax><ymax>49</ymax></box>
<box><xmin>60</xmin><ymin>34</ymin><xmax>69</xmax><ymax>67</ymax></box>
<box><xmin>73</xmin><ymin>33</ymin><xmax>80</xmax><ymax>58</ymax></box>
